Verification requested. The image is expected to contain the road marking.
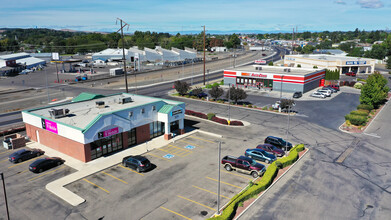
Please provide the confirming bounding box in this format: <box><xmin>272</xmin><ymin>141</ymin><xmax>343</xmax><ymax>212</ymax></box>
<box><xmin>28</xmin><ymin>166</ymin><xmax>65</xmax><ymax>181</ymax></box>
<box><xmin>0</xmin><ymin>158</ymin><xmax>9</xmax><ymax>163</ymax></box>
<box><xmin>192</xmin><ymin>185</ymin><xmax>230</xmax><ymax>199</ymax></box>
<box><xmin>160</xmin><ymin>207</ymin><xmax>192</xmax><ymax>220</ymax></box>
<box><xmin>223</xmin><ymin>170</ymin><xmax>254</xmax><ymax>181</ymax></box>
<box><xmin>185</xmin><ymin>145</ymin><xmax>195</xmax><ymax>150</ymax></box>
<box><xmin>8</xmin><ymin>155</ymin><xmax>45</xmax><ymax>169</ymax></box>
<box><xmin>163</xmin><ymin>154</ymin><xmax>175</xmax><ymax>159</ymax></box>
<box><xmin>336</xmin><ymin>138</ymin><xmax>360</xmax><ymax>163</ymax></box>
<box><xmin>362</xmin><ymin>133</ymin><xmax>381</xmax><ymax>138</ymax></box>
<box><xmin>168</xmin><ymin>144</ymin><xmax>192</xmax><ymax>152</ymax></box>
<box><xmin>205</xmin><ymin>177</ymin><xmax>242</xmax><ymax>189</ymax></box>
<box><xmin>101</xmin><ymin>171</ymin><xmax>128</xmax><ymax>184</ymax></box>
<box><xmin>188</xmin><ymin>136</ymin><xmax>216</xmax><ymax>144</ymax></box>
<box><xmin>158</xmin><ymin>147</ymin><xmax>191</xmax><ymax>157</ymax></box>
<box><xmin>83</xmin><ymin>178</ymin><xmax>110</xmax><ymax>194</ymax></box>
<box><xmin>179</xmin><ymin>140</ymin><xmax>205</xmax><ymax>148</ymax></box>
<box><xmin>0</xmin><ymin>151</ymin><xmax>11</xmax><ymax>155</ymax></box>
<box><xmin>177</xmin><ymin>195</ymin><xmax>216</xmax><ymax>211</ymax></box>
<box><xmin>147</xmin><ymin>153</ymin><xmax>172</xmax><ymax>161</ymax></box>
<box><xmin>118</xmin><ymin>165</ymin><xmax>144</xmax><ymax>176</ymax></box>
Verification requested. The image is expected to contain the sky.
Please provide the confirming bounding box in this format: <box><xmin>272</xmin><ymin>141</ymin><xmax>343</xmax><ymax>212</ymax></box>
<box><xmin>0</xmin><ymin>0</ymin><xmax>390</xmax><ymax>34</ymax></box>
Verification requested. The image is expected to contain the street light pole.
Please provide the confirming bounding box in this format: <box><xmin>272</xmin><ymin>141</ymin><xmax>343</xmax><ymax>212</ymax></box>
<box><xmin>202</xmin><ymin>25</ymin><xmax>206</xmax><ymax>85</ymax></box>
<box><xmin>228</xmin><ymin>83</ymin><xmax>231</xmax><ymax>123</ymax></box>
<box><xmin>280</xmin><ymin>75</ymin><xmax>284</xmax><ymax>100</ymax></box>
<box><xmin>217</xmin><ymin>141</ymin><xmax>221</xmax><ymax>215</ymax></box>
<box><xmin>1</xmin><ymin>173</ymin><xmax>10</xmax><ymax>220</ymax></box>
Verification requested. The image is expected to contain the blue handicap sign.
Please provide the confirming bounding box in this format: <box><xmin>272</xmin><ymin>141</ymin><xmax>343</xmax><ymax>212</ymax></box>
<box><xmin>163</xmin><ymin>154</ymin><xmax>175</xmax><ymax>159</ymax></box>
<box><xmin>185</xmin><ymin>145</ymin><xmax>195</xmax><ymax>150</ymax></box>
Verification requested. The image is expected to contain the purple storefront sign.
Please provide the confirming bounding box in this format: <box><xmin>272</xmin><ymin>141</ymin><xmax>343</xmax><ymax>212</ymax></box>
<box><xmin>45</xmin><ymin>119</ymin><xmax>58</xmax><ymax>134</ymax></box>
<box><xmin>103</xmin><ymin>127</ymin><xmax>119</xmax><ymax>137</ymax></box>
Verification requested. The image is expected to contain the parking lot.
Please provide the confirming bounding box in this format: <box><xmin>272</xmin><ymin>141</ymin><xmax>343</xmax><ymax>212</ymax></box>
<box><xmin>65</xmin><ymin>131</ymin><xmax>271</xmax><ymax>219</ymax></box>
<box><xmin>0</xmin><ymin>146</ymin><xmax>76</xmax><ymax>219</ymax></box>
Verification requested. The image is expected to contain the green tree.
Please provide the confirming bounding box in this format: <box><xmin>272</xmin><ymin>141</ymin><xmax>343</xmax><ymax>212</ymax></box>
<box><xmin>359</xmin><ymin>72</ymin><xmax>389</xmax><ymax>108</ymax></box>
<box><xmin>386</xmin><ymin>56</ymin><xmax>391</xmax><ymax>69</ymax></box>
<box><xmin>174</xmin><ymin>80</ymin><xmax>190</xmax><ymax>96</ymax></box>
<box><xmin>190</xmin><ymin>87</ymin><xmax>203</xmax><ymax>97</ymax></box>
<box><xmin>226</xmin><ymin>87</ymin><xmax>247</xmax><ymax>104</ymax></box>
<box><xmin>364</xmin><ymin>44</ymin><xmax>386</xmax><ymax>60</ymax></box>
<box><xmin>268</xmin><ymin>61</ymin><xmax>274</xmax><ymax>66</ymax></box>
<box><xmin>209</xmin><ymin>85</ymin><xmax>224</xmax><ymax>100</ymax></box>
<box><xmin>302</xmin><ymin>44</ymin><xmax>315</xmax><ymax>54</ymax></box>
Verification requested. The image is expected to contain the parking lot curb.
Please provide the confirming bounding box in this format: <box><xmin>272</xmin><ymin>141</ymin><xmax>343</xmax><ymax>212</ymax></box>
<box><xmin>234</xmin><ymin>148</ymin><xmax>311</xmax><ymax>220</ymax></box>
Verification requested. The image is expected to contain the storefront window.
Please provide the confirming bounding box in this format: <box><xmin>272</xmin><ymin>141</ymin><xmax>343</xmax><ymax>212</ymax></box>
<box><xmin>127</xmin><ymin>128</ymin><xmax>136</xmax><ymax>147</ymax></box>
<box><xmin>150</xmin><ymin>121</ymin><xmax>165</xmax><ymax>139</ymax></box>
<box><xmin>90</xmin><ymin>133</ymin><xmax>123</xmax><ymax>160</ymax></box>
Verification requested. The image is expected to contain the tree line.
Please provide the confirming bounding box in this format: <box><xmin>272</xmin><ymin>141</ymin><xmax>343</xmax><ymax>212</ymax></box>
<box><xmin>0</xmin><ymin>28</ymin><xmax>242</xmax><ymax>54</ymax></box>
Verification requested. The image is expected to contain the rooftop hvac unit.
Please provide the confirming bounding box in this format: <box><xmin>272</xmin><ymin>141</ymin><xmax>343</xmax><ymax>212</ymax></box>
<box><xmin>49</xmin><ymin>108</ymin><xmax>70</xmax><ymax>119</ymax></box>
<box><xmin>287</xmin><ymin>69</ymin><xmax>291</xmax><ymax>72</ymax></box>
<box><xmin>96</xmin><ymin>101</ymin><xmax>105</xmax><ymax>108</ymax></box>
<box><xmin>284</xmin><ymin>68</ymin><xmax>287</xmax><ymax>72</ymax></box>
<box><xmin>118</xmin><ymin>97</ymin><xmax>132</xmax><ymax>104</ymax></box>
<box><xmin>256</xmin><ymin>67</ymin><xmax>262</xmax><ymax>70</ymax></box>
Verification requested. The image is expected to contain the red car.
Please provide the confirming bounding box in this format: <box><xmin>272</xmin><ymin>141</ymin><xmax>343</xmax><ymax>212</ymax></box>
<box><xmin>327</xmin><ymin>84</ymin><xmax>340</xmax><ymax>91</ymax></box>
<box><xmin>346</xmin><ymin>72</ymin><xmax>356</xmax><ymax>77</ymax></box>
<box><xmin>256</xmin><ymin>144</ymin><xmax>285</xmax><ymax>157</ymax></box>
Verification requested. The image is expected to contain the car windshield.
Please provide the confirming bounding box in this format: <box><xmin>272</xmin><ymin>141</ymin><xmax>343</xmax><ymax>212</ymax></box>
<box><xmin>248</xmin><ymin>158</ymin><xmax>257</xmax><ymax>166</ymax></box>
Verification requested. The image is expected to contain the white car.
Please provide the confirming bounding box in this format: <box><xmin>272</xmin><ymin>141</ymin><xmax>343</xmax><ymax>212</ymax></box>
<box><xmin>317</xmin><ymin>89</ymin><xmax>332</xmax><ymax>97</ymax></box>
<box><xmin>311</xmin><ymin>92</ymin><xmax>326</xmax><ymax>99</ymax></box>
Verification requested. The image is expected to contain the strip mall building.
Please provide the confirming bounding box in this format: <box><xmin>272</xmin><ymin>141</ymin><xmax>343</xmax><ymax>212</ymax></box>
<box><xmin>224</xmin><ymin>65</ymin><xmax>326</xmax><ymax>93</ymax></box>
<box><xmin>22</xmin><ymin>93</ymin><xmax>185</xmax><ymax>162</ymax></box>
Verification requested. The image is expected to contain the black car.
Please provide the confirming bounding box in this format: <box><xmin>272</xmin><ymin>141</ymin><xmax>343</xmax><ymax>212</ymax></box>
<box><xmin>29</xmin><ymin>157</ymin><xmax>65</xmax><ymax>173</ymax></box>
<box><xmin>293</xmin><ymin>91</ymin><xmax>302</xmax><ymax>98</ymax></box>
<box><xmin>9</xmin><ymin>148</ymin><xmax>45</xmax><ymax>163</ymax></box>
<box><xmin>122</xmin><ymin>155</ymin><xmax>151</xmax><ymax>173</ymax></box>
<box><xmin>188</xmin><ymin>91</ymin><xmax>208</xmax><ymax>98</ymax></box>
<box><xmin>264</xmin><ymin>136</ymin><xmax>293</xmax><ymax>151</ymax></box>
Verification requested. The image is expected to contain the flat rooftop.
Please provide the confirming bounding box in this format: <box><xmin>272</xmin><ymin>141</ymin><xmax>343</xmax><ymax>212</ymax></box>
<box><xmin>27</xmin><ymin>93</ymin><xmax>183</xmax><ymax>130</ymax></box>
<box><xmin>286</xmin><ymin>54</ymin><xmax>375</xmax><ymax>62</ymax></box>
<box><xmin>227</xmin><ymin>65</ymin><xmax>320</xmax><ymax>76</ymax></box>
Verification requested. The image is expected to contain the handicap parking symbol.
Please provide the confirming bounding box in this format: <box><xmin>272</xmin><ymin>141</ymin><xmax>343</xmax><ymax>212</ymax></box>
<box><xmin>163</xmin><ymin>154</ymin><xmax>175</xmax><ymax>159</ymax></box>
<box><xmin>185</xmin><ymin>145</ymin><xmax>195</xmax><ymax>150</ymax></box>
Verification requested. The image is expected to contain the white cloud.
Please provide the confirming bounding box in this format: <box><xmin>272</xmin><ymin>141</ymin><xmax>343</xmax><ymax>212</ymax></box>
<box><xmin>357</xmin><ymin>0</ymin><xmax>384</xmax><ymax>8</ymax></box>
<box><xmin>334</xmin><ymin>0</ymin><xmax>346</xmax><ymax>5</ymax></box>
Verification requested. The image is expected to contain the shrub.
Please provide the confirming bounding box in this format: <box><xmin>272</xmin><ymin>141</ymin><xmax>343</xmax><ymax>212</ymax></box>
<box><xmin>262</xmin><ymin>106</ymin><xmax>268</xmax><ymax>110</ymax></box>
<box><xmin>205</xmin><ymin>84</ymin><xmax>213</xmax><ymax>89</ymax></box>
<box><xmin>345</xmin><ymin>114</ymin><xmax>367</xmax><ymax>126</ymax></box>
<box><xmin>350</xmin><ymin>110</ymin><xmax>369</xmax><ymax>116</ymax></box>
<box><xmin>190</xmin><ymin>95</ymin><xmax>197</xmax><ymax>99</ymax></box>
<box><xmin>207</xmin><ymin>113</ymin><xmax>216</xmax><ymax>120</ymax></box>
<box><xmin>357</xmin><ymin>78</ymin><xmax>366</xmax><ymax>82</ymax></box>
<box><xmin>297</xmin><ymin>64</ymin><xmax>301</xmax><ymax>68</ymax></box>
<box><xmin>212</xmin><ymin>82</ymin><xmax>220</xmax><ymax>88</ymax></box>
<box><xmin>275</xmin><ymin>161</ymin><xmax>283</xmax><ymax>169</ymax></box>
<box><xmin>217</xmin><ymin>100</ymin><xmax>224</xmax><ymax>103</ymax></box>
<box><xmin>220</xmin><ymin>80</ymin><xmax>224</xmax><ymax>85</ymax></box>
<box><xmin>185</xmin><ymin>95</ymin><xmax>190</xmax><ymax>98</ymax></box>
<box><xmin>247</xmin><ymin>104</ymin><xmax>252</xmax><ymax>108</ymax></box>
<box><xmin>313</xmin><ymin>65</ymin><xmax>318</xmax><ymax>69</ymax></box>
<box><xmin>345</xmin><ymin>120</ymin><xmax>351</xmax><ymax>126</ymax></box>
<box><xmin>268</xmin><ymin>106</ymin><xmax>274</xmax><ymax>111</ymax></box>
<box><xmin>201</xmin><ymin>97</ymin><xmax>205</xmax><ymax>101</ymax></box>
<box><xmin>357</xmin><ymin>104</ymin><xmax>373</xmax><ymax>111</ymax></box>
<box><xmin>354</xmin><ymin>82</ymin><xmax>363</xmax><ymax>89</ymax></box>
<box><xmin>230</xmin><ymin>121</ymin><xmax>244</xmax><ymax>126</ymax></box>
<box><xmin>211</xmin><ymin>116</ymin><xmax>229</xmax><ymax>125</ymax></box>
<box><xmin>349</xmin><ymin>81</ymin><xmax>356</xmax><ymax>87</ymax></box>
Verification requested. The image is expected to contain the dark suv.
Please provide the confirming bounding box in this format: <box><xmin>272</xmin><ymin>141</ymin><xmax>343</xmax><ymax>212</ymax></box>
<box><xmin>122</xmin><ymin>155</ymin><xmax>151</xmax><ymax>173</ymax></box>
<box><xmin>264</xmin><ymin>136</ymin><xmax>292</xmax><ymax>151</ymax></box>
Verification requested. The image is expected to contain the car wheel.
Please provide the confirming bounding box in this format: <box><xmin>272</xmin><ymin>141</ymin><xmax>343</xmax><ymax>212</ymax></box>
<box><xmin>225</xmin><ymin>164</ymin><xmax>232</xmax><ymax>171</ymax></box>
<box><xmin>251</xmin><ymin>171</ymin><xmax>259</xmax><ymax>178</ymax></box>
<box><xmin>123</xmin><ymin>162</ymin><xmax>127</xmax><ymax>167</ymax></box>
<box><xmin>36</xmin><ymin>153</ymin><xmax>40</xmax><ymax>157</ymax></box>
<box><xmin>57</xmin><ymin>162</ymin><xmax>61</xmax><ymax>166</ymax></box>
<box><xmin>265</xmin><ymin>160</ymin><xmax>270</xmax><ymax>164</ymax></box>
<box><xmin>39</xmin><ymin>168</ymin><xmax>43</xmax><ymax>173</ymax></box>
<box><xmin>17</xmin><ymin>158</ymin><xmax>22</xmax><ymax>163</ymax></box>
<box><xmin>136</xmin><ymin>167</ymin><xmax>140</xmax><ymax>173</ymax></box>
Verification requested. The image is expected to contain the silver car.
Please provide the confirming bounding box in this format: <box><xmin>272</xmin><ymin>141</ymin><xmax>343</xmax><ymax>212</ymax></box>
<box><xmin>311</xmin><ymin>92</ymin><xmax>326</xmax><ymax>99</ymax></box>
<box><xmin>317</xmin><ymin>89</ymin><xmax>332</xmax><ymax>97</ymax></box>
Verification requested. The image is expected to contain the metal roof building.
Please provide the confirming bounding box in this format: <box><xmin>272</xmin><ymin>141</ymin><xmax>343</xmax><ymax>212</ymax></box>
<box><xmin>17</xmin><ymin>57</ymin><xmax>46</xmax><ymax>69</ymax></box>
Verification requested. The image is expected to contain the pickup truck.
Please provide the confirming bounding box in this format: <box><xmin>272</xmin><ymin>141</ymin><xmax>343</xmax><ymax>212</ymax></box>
<box><xmin>221</xmin><ymin>155</ymin><xmax>266</xmax><ymax>178</ymax></box>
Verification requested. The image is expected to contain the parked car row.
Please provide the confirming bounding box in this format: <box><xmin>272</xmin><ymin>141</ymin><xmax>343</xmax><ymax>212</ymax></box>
<box><xmin>221</xmin><ymin>136</ymin><xmax>293</xmax><ymax>178</ymax></box>
<box><xmin>311</xmin><ymin>84</ymin><xmax>339</xmax><ymax>99</ymax></box>
<box><xmin>8</xmin><ymin>148</ymin><xmax>65</xmax><ymax>173</ymax></box>
<box><xmin>346</xmin><ymin>72</ymin><xmax>356</xmax><ymax>77</ymax></box>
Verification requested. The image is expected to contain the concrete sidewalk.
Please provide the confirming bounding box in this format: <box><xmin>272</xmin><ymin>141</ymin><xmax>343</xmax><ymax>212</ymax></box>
<box><xmin>27</xmin><ymin>129</ymin><xmax>222</xmax><ymax>206</ymax></box>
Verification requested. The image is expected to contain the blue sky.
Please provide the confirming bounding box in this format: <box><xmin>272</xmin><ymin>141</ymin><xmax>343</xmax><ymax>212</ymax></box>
<box><xmin>1</xmin><ymin>0</ymin><xmax>390</xmax><ymax>34</ymax></box>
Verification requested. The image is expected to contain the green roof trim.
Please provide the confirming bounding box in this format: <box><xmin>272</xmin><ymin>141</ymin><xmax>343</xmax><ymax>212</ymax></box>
<box><xmin>72</xmin><ymin>92</ymin><xmax>105</xmax><ymax>102</ymax></box>
<box><xmin>158</xmin><ymin>104</ymin><xmax>174</xmax><ymax>114</ymax></box>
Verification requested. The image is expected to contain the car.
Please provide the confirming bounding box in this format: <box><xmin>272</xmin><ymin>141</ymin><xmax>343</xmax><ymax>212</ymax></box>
<box><xmin>29</xmin><ymin>157</ymin><xmax>65</xmax><ymax>173</ymax></box>
<box><xmin>322</xmin><ymin>87</ymin><xmax>337</xmax><ymax>93</ymax></box>
<box><xmin>188</xmin><ymin>91</ymin><xmax>208</xmax><ymax>98</ymax></box>
<box><xmin>327</xmin><ymin>84</ymin><xmax>340</xmax><ymax>91</ymax></box>
<box><xmin>122</xmin><ymin>155</ymin><xmax>151</xmax><ymax>173</ymax></box>
<box><xmin>272</xmin><ymin>101</ymin><xmax>280</xmax><ymax>109</ymax></box>
<box><xmin>245</xmin><ymin>149</ymin><xmax>276</xmax><ymax>164</ymax></box>
<box><xmin>256</xmin><ymin>144</ymin><xmax>285</xmax><ymax>157</ymax></box>
<box><xmin>262</xmin><ymin>53</ymin><xmax>267</xmax><ymax>56</ymax></box>
<box><xmin>346</xmin><ymin>72</ymin><xmax>356</xmax><ymax>77</ymax></box>
<box><xmin>317</xmin><ymin>89</ymin><xmax>332</xmax><ymax>97</ymax></box>
<box><xmin>311</xmin><ymin>92</ymin><xmax>326</xmax><ymax>99</ymax></box>
<box><xmin>293</xmin><ymin>91</ymin><xmax>302</xmax><ymax>98</ymax></box>
<box><xmin>9</xmin><ymin>148</ymin><xmax>45</xmax><ymax>163</ymax></box>
<box><xmin>221</xmin><ymin>155</ymin><xmax>266</xmax><ymax>178</ymax></box>
<box><xmin>264</xmin><ymin>136</ymin><xmax>293</xmax><ymax>151</ymax></box>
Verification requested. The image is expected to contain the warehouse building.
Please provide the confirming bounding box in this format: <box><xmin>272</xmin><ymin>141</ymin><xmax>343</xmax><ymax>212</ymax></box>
<box><xmin>22</xmin><ymin>93</ymin><xmax>185</xmax><ymax>162</ymax></box>
<box><xmin>284</xmin><ymin>54</ymin><xmax>376</xmax><ymax>74</ymax></box>
<box><xmin>224</xmin><ymin>65</ymin><xmax>325</xmax><ymax>93</ymax></box>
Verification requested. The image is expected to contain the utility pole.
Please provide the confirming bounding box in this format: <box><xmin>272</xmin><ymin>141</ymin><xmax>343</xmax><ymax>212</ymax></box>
<box><xmin>292</xmin><ymin>27</ymin><xmax>294</xmax><ymax>55</ymax></box>
<box><xmin>202</xmin><ymin>25</ymin><xmax>206</xmax><ymax>85</ymax></box>
<box><xmin>217</xmin><ymin>141</ymin><xmax>221</xmax><ymax>215</ymax></box>
<box><xmin>116</xmin><ymin>18</ymin><xmax>130</xmax><ymax>93</ymax></box>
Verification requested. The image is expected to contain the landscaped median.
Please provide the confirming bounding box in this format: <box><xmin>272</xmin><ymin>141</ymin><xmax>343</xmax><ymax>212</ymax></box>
<box><xmin>209</xmin><ymin>144</ymin><xmax>306</xmax><ymax>220</ymax></box>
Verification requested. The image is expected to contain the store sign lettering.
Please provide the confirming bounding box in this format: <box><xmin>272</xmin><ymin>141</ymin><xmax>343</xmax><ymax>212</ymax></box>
<box><xmin>251</xmin><ymin>73</ymin><xmax>267</xmax><ymax>78</ymax></box>
<box><xmin>171</xmin><ymin>109</ymin><xmax>182</xmax><ymax>116</ymax></box>
<box><xmin>42</xmin><ymin>119</ymin><xmax>58</xmax><ymax>134</ymax></box>
<box><xmin>346</xmin><ymin>61</ymin><xmax>366</xmax><ymax>65</ymax></box>
<box><xmin>98</xmin><ymin>127</ymin><xmax>119</xmax><ymax>138</ymax></box>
